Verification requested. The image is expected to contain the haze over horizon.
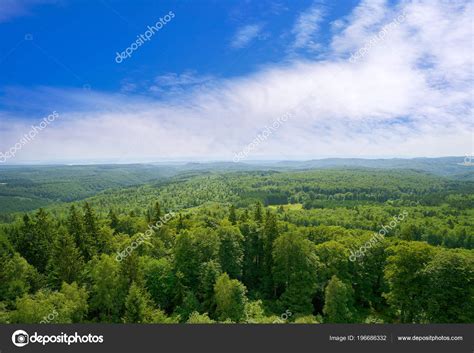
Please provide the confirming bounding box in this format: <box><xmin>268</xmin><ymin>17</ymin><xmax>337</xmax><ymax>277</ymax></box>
<box><xmin>0</xmin><ymin>0</ymin><xmax>472</xmax><ymax>163</ymax></box>
<box><xmin>0</xmin><ymin>155</ymin><xmax>470</xmax><ymax>167</ymax></box>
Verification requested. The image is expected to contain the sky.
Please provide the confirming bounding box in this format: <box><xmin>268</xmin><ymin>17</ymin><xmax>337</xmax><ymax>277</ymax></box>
<box><xmin>0</xmin><ymin>0</ymin><xmax>472</xmax><ymax>164</ymax></box>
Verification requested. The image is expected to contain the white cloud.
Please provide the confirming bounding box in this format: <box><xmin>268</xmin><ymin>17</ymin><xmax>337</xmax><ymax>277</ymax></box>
<box><xmin>0</xmin><ymin>0</ymin><xmax>472</xmax><ymax>163</ymax></box>
<box><xmin>150</xmin><ymin>71</ymin><xmax>215</xmax><ymax>95</ymax></box>
<box><xmin>0</xmin><ymin>0</ymin><xmax>57</xmax><ymax>23</ymax></box>
<box><xmin>118</xmin><ymin>71</ymin><xmax>215</xmax><ymax>96</ymax></box>
<box><xmin>291</xmin><ymin>2</ymin><xmax>325</xmax><ymax>51</ymax></box>
<box><xmin>230</xmin><ymin>24</ymin><xmax>263</xmax><ymax>49</ymax></box>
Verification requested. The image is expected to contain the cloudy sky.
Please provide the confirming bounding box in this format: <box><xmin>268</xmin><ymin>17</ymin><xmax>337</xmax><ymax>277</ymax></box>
<box><xmin>0</xmin><ymin>0</ymin><xmax>472</xmax><ymax>163</ymax></box>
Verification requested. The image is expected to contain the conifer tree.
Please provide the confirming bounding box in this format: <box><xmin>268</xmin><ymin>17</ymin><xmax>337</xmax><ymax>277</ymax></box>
<box><xmin>123</xmin><ymin>282</ymin><xmax>153</xmax><ymax>323</ymax></box>
<box><xmin>108</xmin><ymin>209</ymin><xmax>119</xmax><ymax>233</ymax></box>
<box><xmin>83</xmin><ymin>203</ymin><xmax>99</xmax><ymax>260</ymax></box>
<box><xmin>253</xmin><ymin>202</ymin><xmax>263</xmax><ymax>223</ymax></box>
<box><xmin>150</xmin><ymin>201</ymin><xmax>162</xmax><ymax>224</ymax></box>
<box><xmin>47</xmin><ymin>227</ymin><xmax>83</xmax><ymax>287</ymax></box>
<box><xmin>263</xmin><ymin>211</ymin><xmax>279</xmax><ymax>297</ymax></box>
<box><xmin>228</xmin><ymin>205</ymin><xmax>237</xmax><ymax>225</ymax></box>
<box><xmin>218</xmin><ymin>225</ymin><xmax>244</xmax><ymax>279</ymax></box>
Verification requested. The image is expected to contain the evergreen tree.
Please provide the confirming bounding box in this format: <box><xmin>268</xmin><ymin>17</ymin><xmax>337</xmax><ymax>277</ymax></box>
<box><xmin>174</xmin><ymin>231</ymin><xmax>199</xmax><ymax>289</ymax></box>
<box><xmin>47</xmin><ymin>227</ymin><xmax>83</xmax><ymax>287</ymax></box>
<box><xmin>108</xmin><ymin>209</ymin><xmax>119</xmax><ymax>233</ymax></box>
<box><xmin>241</xmin><ymin>222</ymin><xmax>264</xmax><ymax>290</ymax></box>
<box><xmin>150</xmin><ymin>201</ymin><xmax>162</xmax><ymax>225</ymax></box>
<box><xmin>240</xmin><ymin>209</ymin><xmax>249</xmax><ymax>223</ymax></box>
<box><xmin>199</xmin><ymin>260</ymin><xmax>222</xmax><ymax>313</ymax></box>
<box><xmin>123</xmin><ymin>282</ymin><xmax>153</xmax><ymax>323</ymax></box>
<box><xmin>177</xmin><ymin>213</ymin><xmax>186</xmax><ymax>232</ymax></box>
<box><xmin>119</xmin><ymin>243</ymin><xmax>143</xmax><ymax>287</ymax></box>
<box><xmin>13</xmin><ymin>214</ymin><xmax>34</xmax><ymax>261</ymax></box>
<box><xmin>16</xmin><ymin>209</ymin><xmax>55</xmax><ymax>272</ymax></box>
<box><xmin>83</xmin><ymin>203</ymin><xmax>99</xmax><ymax>260</ymax></box>
<box><xmin>68</xmin><ymin>205</ymin><xmax>93</xmax><ymax>261</ymax></box>
<box><xmin>218</xmin><ymin>225</ymin><xmax>244</xmax><ymax>279</ymax></box>
<box><xmin>228</xmin><ymin>205</ymin><xmax>237</xmax><ymax>225</ymax></box>
<box><xmin>263</xmin><ymin>211</ymin><xmax>279</xmax><ymax>297</ymax></box>
<box><xmin>254</xmin><ymin>202</ymin><xmax>263</xmax><ymax>223</ymax></box>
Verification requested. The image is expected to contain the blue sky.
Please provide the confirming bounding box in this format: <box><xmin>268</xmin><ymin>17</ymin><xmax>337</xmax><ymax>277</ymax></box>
<box><xmin>0</xmin><ymin>1</ymin><xmax>357</xmax><ymax>97</ymax></box>
<box><xmin>0</xmin><ymin>0</ymin><xmax>472</xmax><ymax>163</ymax></box>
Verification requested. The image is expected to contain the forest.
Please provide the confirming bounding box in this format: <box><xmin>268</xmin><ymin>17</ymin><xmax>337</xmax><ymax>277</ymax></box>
<box><xmin>0</xmin><ymin>165</ymin><xmax>473</xmax><ymax>324</ymax></box>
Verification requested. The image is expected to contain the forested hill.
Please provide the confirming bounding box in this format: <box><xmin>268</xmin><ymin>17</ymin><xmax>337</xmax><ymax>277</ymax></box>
<box><xmin>0</xmin><ymin>165</ymin><xmax>472</xmax><ymax>324</ymax></box>
<box><xmin>0</xmin><ymin>164</ymin><xmax>179</xmax><ymax>214</ymax></box>
<box><xmin>38</xmin><ymin>168</ymin><xmax>472</xmax><ymax>218</ymax></box>
<box><xmin>267</xmin><ymin>156</ymin><xmax>473</xmax><ymax>179</ymax></box>
<box><xmin>0</xmin><ymin>166</ymin><xmax>473</xmax><ymax>324</ymax></box>
<box><xmin>0</xmin><ymin>157</ymin><xmax>472</xmax><ymax>214</ymax></box>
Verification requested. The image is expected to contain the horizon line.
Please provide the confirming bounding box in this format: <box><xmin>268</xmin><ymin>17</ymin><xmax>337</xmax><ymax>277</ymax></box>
<box><xmin>0</xmin><ymin>155</ymin><xmax>470</xmax><ymax>167</ymax></box>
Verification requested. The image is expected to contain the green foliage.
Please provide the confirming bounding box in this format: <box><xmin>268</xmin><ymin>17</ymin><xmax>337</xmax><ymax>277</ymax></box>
<box><xmin>218</xmin><ymin>224</ymin><xmax>244</xmax><ymax>279</ymax></box>
<box><xmin>187</xmin><ymin>311</ymin><xmax>215</xmax><ymax>323</ymax></box>
<box><xmin>10</xmin><ymin>282</ymin><xmax>87</xmax><ymax>323</ymax></box>
<box><xmin>228</xmin><ymin>205</ymin><xmax>237</xmax><ymax>224</ymax></box>
<box><xmin>175</xmin><ymin>291</ymin><xmax>201</xmax><ymax>321</ymax></box>
<box><xmin>0</xmin><ymin>166</ymin><xmax>472</xmax><ymax>323</ymax></box>
<box><xmin>243</xmin><ymin>300</ymin><xmax>266</xmax><ymax>323</ymax></box>
<box><xmin>149</xmin><ymin>201</ymin><xmax>162</xmax><ymax>225</ymax></box>
<box><xmin>47</xmin><ymin>227</ymin><xmax>84</xmax><ymax>287</ymax></box>
<box><xmin>292</xmin><ymin>314</ymin><xmax>321</xmax><ymax>323</ymax></box>
<box><xmin>143</xmin><ymin>257</ymin><xmax>175</xmax><ymax>312</ymax></box>
<box><xmin>273</xmin><ymin>233</ymin><xmax>320</xmax><ymax>314</ymax></box>
<box><xmin>86</xmin><ymin>254</ymin><xmax>126</xmax><ymax>322</ymax></box>
<box><xmin>323</xmin><ymin>275</ymin><xmax>355</xmax><ymax>323</ymax></box>
<box><xmin>12</xmin><ymin>210</ymin><xmax>56</xmax><ymax>272</ymax></box>
<box><xmin>423</xmin><ymin>249</ymin><xmax>474</xmax><ymax>323</ymax></box>
<box><xmin>214</xmin><ymin>273</ymin><xmax>248</xmax><ymax>322</ymax></box>
<box><xmin>262</xmin><ymin>211</ymin><xmax>279</xmax><ymax>297</ymax></box>
<box><xmin>198</xmin><ymin>260</ymin><xmax>222</xmax><ymax>314</ymax></box>
<box><xmin>123</xmin><ymin>282</ymin><xmax>154</xmax><ymax>323</ymax></box>
<box><xmin>384</xmin><ymin>242</ymin><xmax>436</xmax><ymax>323</ymax></box>
<box><xmin>0</xmin><ymin>253</ymin><xmax>42</xmax><ymax>304</ymax></box>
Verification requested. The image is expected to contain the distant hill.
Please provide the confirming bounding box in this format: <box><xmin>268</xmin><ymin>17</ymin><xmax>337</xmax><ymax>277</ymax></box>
<box><xmin>0</xmin><ymin>157</ymin><xmax>471</xmax><ymax>214</ymax></box>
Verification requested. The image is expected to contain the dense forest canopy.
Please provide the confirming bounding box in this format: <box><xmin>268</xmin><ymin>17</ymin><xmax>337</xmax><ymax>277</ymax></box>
<box><xmin>0</xmin><ymin>162</ymin><xmax>473</xmax><ymax>324</ymax></box>
<box><xmin>0</xmin><ymin>157</ymin><xmax>471</xmax><ymax>215</ymax></box>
